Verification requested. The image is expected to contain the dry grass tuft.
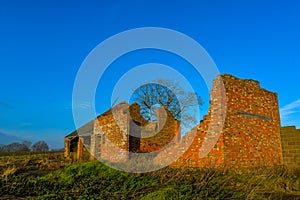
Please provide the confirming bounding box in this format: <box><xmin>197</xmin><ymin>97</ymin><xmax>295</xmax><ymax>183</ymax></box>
<box><xmin>1</xmin><ymin>165</ymin><xmax>18</xmax><ymax>178</ymax></box>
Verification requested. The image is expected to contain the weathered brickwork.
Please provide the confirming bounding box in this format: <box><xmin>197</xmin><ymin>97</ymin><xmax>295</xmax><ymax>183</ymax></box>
<box><xmin>155</xmin><ymin>74</ymin><xmax>283</xmax><ymax>168</ymax></box>
<box><xmin>91</xmin><ymin>102</ymin><xmax>179</xmax><ymax>162</ymax></box>
<box><xmin>64</xmin><ymin>139</ymin><xmax>71</xmax><ymax>158</ymax></box>
<box><xmin>92</xmin><ymin>103</ymin><xmax>131</xmax><ymax>162</ymax></box>
<box><xmin>221</xmin><ymin>75</ymin><xmax>283</xmax><ymax>167</ymax></box>
<box><xmin>64</xmin><ymin>120</ymin><xmax>94</xmax><ymax>160</ymax></box>
<box><xmin>280</xmin><ymin>126</ymin><xmax>300</xmax><ymax>167</ymax></box>
<box><xmin>65</xmin><ymin>74</ymin><xmax>299</xmax><ymax>168</ymax></box>
<box><xmin>140</xmin><ymin>107</ymin><xmax>180</xmax><ymax>152</ymax></box>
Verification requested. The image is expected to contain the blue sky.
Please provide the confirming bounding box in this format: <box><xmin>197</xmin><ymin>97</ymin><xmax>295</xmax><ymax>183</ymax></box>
<box><xmin>0</xmin><ymin>0</ymin><xmax>299</xmax><ymax>149</ymax></box>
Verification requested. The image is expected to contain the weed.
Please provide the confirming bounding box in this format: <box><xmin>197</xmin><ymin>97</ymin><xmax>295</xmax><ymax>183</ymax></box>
<box><xmin>1</xmin><ymin>165</ymin><xmax>18</xmax><ymax>179</ymax></box>
<box><xmin>0</xmin><ymin>155</ymin><xmax>300</xmax><ymax>199</ymax></box>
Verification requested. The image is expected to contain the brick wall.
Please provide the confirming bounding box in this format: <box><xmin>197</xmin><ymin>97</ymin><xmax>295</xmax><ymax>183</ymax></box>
<box><xmin>154</xmin><ymin>75</ymin><xmax>226</xmax><ymax>168</ymax></box>
<box><xmin>221</xmin><ymin>74</ymin><xmax>283</xmax><ymax>167</ymax></box>
<box><xmin>140</xmin><ymin>107</ymin><xmax>180</xmax><ymax>152</ymax></box>
<box><xmin>280</xmin><ymin>126</ymin><xmax>300</xmax><ymax>167</ymax></box>
<box><xmin>155</xmin><ymin>74</ymin><xmax>283</xmax><ymax>168</ymax></box>
<box><xmin>92</xmin><ymin>102</ymin><xmax>180</xmax><ymax>162</ymax></box>
<box><xmin>66</xmin><ymin>74</ymin><xmax>294</xmax><ymax>169</ymax></box>
<box><xmin>92</xmin><ymin>103</ymin><xmax>130</xmax><ymax>162</ymax></box>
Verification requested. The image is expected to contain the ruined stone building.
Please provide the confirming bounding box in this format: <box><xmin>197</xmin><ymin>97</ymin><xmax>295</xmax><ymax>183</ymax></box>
<box><xmin>65</xmin><ymin>74</ymin><xmax>300</xmax><ymax>168</ymax></box>
<box><xmin>155</xmin><ymin>74</ymin><xmax>283</xmax><ymax>168</ymax></box>
<box><xmin>64</xmin><ymin>102</ymin><xmax>180</xmax><ymax>161</ymax></box>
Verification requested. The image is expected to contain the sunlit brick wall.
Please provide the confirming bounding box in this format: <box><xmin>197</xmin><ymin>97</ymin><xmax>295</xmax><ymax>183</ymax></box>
<box><xmin>91</xmin><ymin>103</ymin><xmax>180</xmax><ymax>162</ymax></box>
<box><xmin>155</xmin><ymin>74</ymin><xmax>283</xmax><ymax>168</ymax></box>
<box><xmin>140</xmin><ymin>107</ymin><xmax>180</xmax><ymax>152</ymax></box>
<box><xmin>280</xmin><ymin>126</ymin><xmax>300</xmax><ymax>167</ymax></box>
<box><xmin>221</xmin><ymin>74</ymin><xmax>283</xmax><ymax>167</ymax></box>
<box><xmin>92</xmin><ymin>103</ymin><xmax>130</xmax><ymax>162</ymax></box>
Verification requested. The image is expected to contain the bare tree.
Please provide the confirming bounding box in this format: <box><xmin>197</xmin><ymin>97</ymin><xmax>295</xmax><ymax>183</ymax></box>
<box><xmin>31</xmin><ymin>141</ymin><xmax>49</xmax><ymax>152</ymax></box>
<box><xmin>22</xmin><ymin>141</ymin><xmax>32</xmax><ymax>149</ymax></box>
<box><xmin>130</xmin><ymin>80</ymin><xmax>202</xmax><ymax>127</ymax></box>
<box><xmin>0</xmin><ymin>142</ymin><xmax>30</xmax><ymax>152</ymax></box>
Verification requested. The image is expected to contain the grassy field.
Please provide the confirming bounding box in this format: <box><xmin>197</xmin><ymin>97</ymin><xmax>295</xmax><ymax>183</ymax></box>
<box><xmin>0</xmin><ymin>154</ymin><xmax>300</xmax><ymax>199</ymax></box>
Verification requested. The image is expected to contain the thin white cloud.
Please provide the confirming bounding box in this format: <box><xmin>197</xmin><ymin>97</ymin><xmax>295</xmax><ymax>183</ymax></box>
<box><xmin>280</xmin><ymin>99</ymin><xmax>300</xmax><ymax>119</ymax></box>
<box><xmin>280</xmin><ymin>99</ymin><xmax>300</xmax><ymax>128</ymax></box>
<box><xmin>78</xmin><ymin>102</ymin><xmax>93</xmax><ymax>109</ymax></box>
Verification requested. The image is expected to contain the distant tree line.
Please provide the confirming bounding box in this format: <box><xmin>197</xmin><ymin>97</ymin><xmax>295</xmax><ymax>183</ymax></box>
<box><xmin>0</xmin><ymin>140</ymin><xmax>49</xmax><ymax>152</ymax></box>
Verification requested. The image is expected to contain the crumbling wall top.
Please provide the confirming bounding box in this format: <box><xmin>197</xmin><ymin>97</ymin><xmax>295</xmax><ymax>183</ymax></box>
<box><xmin>220</xmin><ymin>74</ymin><xmax>261</xmax><ymax>89</ymax></box>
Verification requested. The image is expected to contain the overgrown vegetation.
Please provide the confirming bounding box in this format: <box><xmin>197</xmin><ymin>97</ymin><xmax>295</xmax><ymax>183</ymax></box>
<box><xmin>0</xmin><ymin>155</ymin><xmax>300</xmax><ymax>199</ymax></box>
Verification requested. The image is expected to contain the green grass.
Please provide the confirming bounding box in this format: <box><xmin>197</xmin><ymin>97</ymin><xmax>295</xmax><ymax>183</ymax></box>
<box><xmin>0</xmin><ymin>158</ymin><xmax>300</xmax><ymax>199</ymax></box>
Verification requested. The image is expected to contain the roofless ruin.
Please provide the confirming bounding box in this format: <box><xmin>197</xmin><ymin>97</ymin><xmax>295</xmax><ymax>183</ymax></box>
<box><xmin>65</xmin><ymin>74</ymin><xmax>300</xmax><ymax>168</ymax></box>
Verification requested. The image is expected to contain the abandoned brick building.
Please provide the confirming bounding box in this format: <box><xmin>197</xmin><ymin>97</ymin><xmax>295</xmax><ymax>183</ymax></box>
<box><xmin>65</xmin><ymin>74</ymin><xmax>300</xmax><ymax>168</ymax></box>
<box><xmin>64</xmin><ymin>102</ymin><xmax>180</xmax><ymax>162</ymax></box>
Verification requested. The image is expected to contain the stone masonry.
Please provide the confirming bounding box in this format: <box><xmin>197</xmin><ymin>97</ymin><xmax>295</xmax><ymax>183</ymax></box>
<box><xmin>65</xmin><ymin>74</ymin><xmax>299</xmax><ymax>168</ymax></box>
<box><xmin>90</xmin><ymin>102</ymin><xmax>179</xmax><ymax>162</ymax></box>
<box><xmin>280</xmin><ymin>126</ymin><xmax>300</xmax><ymax>167</ymax></box>
<box><xmin>154</xmin><ymin>74</ymin><xmax>284</xmax><ymax>168</ymax></box>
